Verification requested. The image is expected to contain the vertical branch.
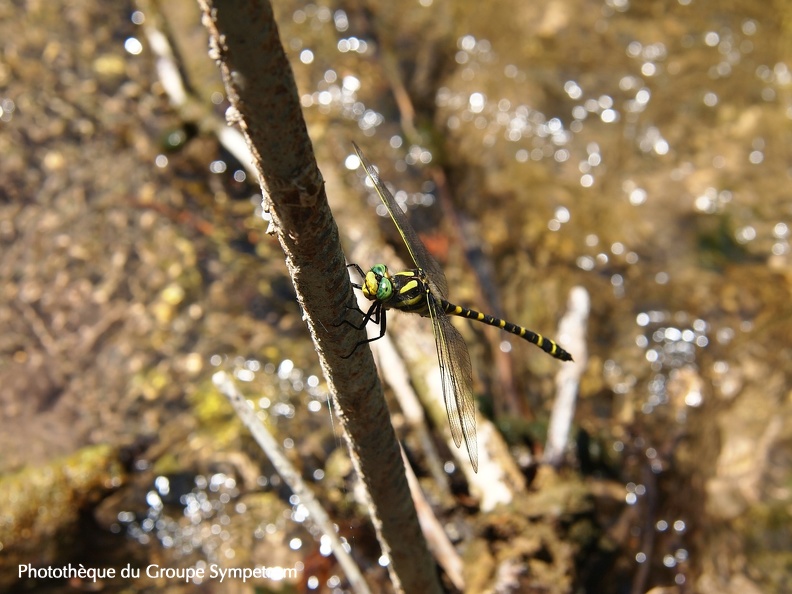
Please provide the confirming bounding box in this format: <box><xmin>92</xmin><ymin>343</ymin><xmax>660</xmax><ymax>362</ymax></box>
<box><xmin>196</xmin><ymin>2</ymin><xmax>443</xmax><ymax>592</ymax></box>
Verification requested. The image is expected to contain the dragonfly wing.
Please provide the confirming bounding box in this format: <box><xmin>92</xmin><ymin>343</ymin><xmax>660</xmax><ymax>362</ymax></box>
<box><xmin>429</xmin><ymin>299</ymin><xmax>478</xmax><ymax>472</ymax></box>
<box><xmin>353</xmin><ymin>143</ymin><xmax>478</xmax><ymax>470</ymax></box>
<box><xmin>353</xmin><ymin>142</ymin><xmax>450</xmax><ymax>299</ymax></box>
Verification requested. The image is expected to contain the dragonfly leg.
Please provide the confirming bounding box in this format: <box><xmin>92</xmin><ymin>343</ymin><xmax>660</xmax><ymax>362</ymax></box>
<box><xmin>346</xmin><ymin>263</ymin><xmax>366</xmax><ymax>279</ymax></box>
<box><xmin>332</xmin><ymin>262</ymin><xmax>371</xmax><ymax>327</ymax></box>
<box><xmin>332</xmin><ymin>263</ymin><xmax>371</xmax><ymax>327</ymax></box>
<box><xmin>338</xmin><ymin>302</ymin><xmax>387</xmax><ymax>359</ymax></box>
<box><xmin>333</xmin><ymin>301</ymin><xmax>363</xmax><ymax>326</ymax></box>
<box><xmin>336</xmin><ymin>300</ymin><xmax>380</xmax><ymax>329</ymax></box>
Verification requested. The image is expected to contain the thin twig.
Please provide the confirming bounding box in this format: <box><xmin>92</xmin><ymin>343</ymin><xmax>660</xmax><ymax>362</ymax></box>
<box><xmin>544</xmin><ymin>286</ymin><xmax>590</xmax><ymax>467</ymax></box>
<box><xmin>213</xmin><ymin>372</ymin><xmax>372</xmax><ymax>594</ymax></box>
<box><xmin>401</xmin><ymin>447</ymin><xmax>464</xmax><ymax>591</ymax></box>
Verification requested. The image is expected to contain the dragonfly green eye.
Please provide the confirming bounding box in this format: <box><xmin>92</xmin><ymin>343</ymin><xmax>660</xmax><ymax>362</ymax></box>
<box><xmin>376</xmin><ymin>277</ymin><xmax>393</xmax><ymax>300</ymax></box>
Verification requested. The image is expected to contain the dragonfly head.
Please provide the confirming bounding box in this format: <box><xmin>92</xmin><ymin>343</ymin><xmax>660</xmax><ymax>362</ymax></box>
<box><xmin>363</xmin><ymin>264</ymin><xmax>393</xmax><ymax>302</ymax></box>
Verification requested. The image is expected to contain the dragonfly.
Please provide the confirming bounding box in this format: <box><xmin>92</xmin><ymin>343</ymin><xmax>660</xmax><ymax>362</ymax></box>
<box><xmin>344</xmin><ymin>142</ymin><xmax>573</xmax><ymax>472</ymax></box>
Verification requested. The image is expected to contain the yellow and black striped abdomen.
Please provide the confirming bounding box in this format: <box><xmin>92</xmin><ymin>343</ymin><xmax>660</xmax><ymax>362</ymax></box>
<box><xmin>441</xmin><ymin>300</ymin><xmax>573</xmax><ymax>362</ymax></box>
